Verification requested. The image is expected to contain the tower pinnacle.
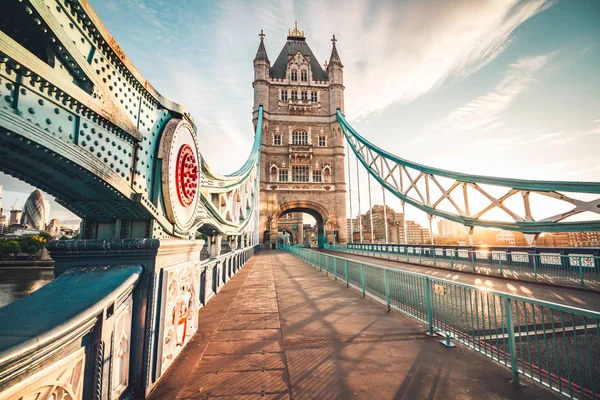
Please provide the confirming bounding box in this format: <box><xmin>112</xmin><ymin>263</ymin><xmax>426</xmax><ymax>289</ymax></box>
<box><xmin>254</xmin><ymin>29</ymin><xmax>269</xmax><ymax>62</ymax></box>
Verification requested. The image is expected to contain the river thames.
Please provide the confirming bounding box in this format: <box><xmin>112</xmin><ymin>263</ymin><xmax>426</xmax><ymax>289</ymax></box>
<box><xmin>0</xmin><ymin>267</ymin><xmax>54</xmax><ymax>308</ymax></box>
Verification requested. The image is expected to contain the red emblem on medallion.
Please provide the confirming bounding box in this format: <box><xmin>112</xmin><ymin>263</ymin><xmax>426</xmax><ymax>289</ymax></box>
<box><xmin>175</xmin><ymin>144</ymin><xmax>198</xmax><ymax>207</ymax></box>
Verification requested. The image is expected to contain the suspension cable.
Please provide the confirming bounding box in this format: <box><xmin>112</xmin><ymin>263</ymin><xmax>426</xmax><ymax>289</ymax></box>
<box><xmin>382</xmin><ymin>186</ymin><xmax>388</xmax><ymax>244</ymax></box>
<box><xmin>346</xmin><ymin>139</ymin><xmax>353</xmax><ymax>243</ymax></box>
<box><xmin>367</xmin><ymin>173</ymin><xmax>374</xmax><ymax>243</ymax></box>
<box><xmin>356</xmin><ymin>154</ymin><xmax>363</xmax><ymax>243</ymax></box>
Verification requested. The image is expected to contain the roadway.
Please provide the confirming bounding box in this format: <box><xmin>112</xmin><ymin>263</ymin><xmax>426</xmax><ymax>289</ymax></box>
<box><xmin>318</xmin><ymin>249</ymin><xmax>600</xmax><ymax>312</ymax></box>
<box><xmin>151</xmin><ymin>250</ymin><xmax>558</xmax><ymax>399</ymax></box>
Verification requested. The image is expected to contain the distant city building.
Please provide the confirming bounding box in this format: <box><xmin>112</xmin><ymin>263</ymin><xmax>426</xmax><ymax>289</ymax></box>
<box><xmin>9</xmin><ymin>209</ymin><xmax>22</xmax><ymax>225</ymax></box>
<box><xmin>346</xmin><ymin>218</ymin><xmax>358</xmax><ymax>242</ymax></box>
<box><xmin>20</xmin><ymin>189</ymin><xmax>50</xmax><ymax>230</ymax></box>
<box><xmin>353</xmin><ymin>205</ymin><xmax>406</xmax><ymax>243</ymax></box>
<box><xmin>567</xmin><ymin>231</ymin><xmax>600</xmax><ymax>247</ymax></box>
<box><xmin>0</xmin><ymin>215</ymin><xmax>6</xmax><ymax>234</ymax></box>
<box><xmin>46</xmin><ymin>218</ymin><xmax>61</xmax><ymax>237</ymax></box>
<box><xmin>0</xmin><ymin>184</ymin><xmax>3</xmax><ymax>216</ymax></box>
<box><xmin>405</xmin><ymin>220</ymin><xmax>430</xmax><ymax>244</ymax></box>
<box><xmin>496</xmin><ymin>231</ymin><xmax>516</xmax><ymax>246</ymax></box>
<box><xmin>437</xmin><ymin>219</ymin><xmax>465</xmax><ymax>237</ymax></box>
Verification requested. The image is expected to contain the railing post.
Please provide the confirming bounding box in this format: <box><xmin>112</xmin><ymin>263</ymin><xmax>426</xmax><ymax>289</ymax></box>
<box><xmin>419</xmin><ymin>249</ymin><xmax>422</xmax><ymax>264</ymax></box>
<box><xmin>334</xmin><ymin>257</ymin><xmax>337</xmax><ymax>280</ymax></box>
<box><xmin>579</xmin><ymin>256</ymin><xmax>584</xmax><ymax>286</ymax></box>
<box><xmin>345</xmin><ymin>260</ymin><xmax>349</xmax><ymax>287</ymax></box>
<box><xmin>361</xmin><ymin>263</ymin><xmax>365</xmax><ymax>297</ymax></box>
<box><xmin>385</xmin><ymin>269</ymin><xmax>391</xmax><ymax>312</ymax></box>
<box><xmin>499</xmin><ymin>256</ymin><xmax>503</xmax><ymax>276</ymax></box>
<box><xmin>425</xmin><ymin>277</ymin><xmax>434</xmax><ymax>336</ymax></box>
<box><xmin>533</xmin><ymin>255</ymin><xmax>538</xmax><ymax>279</ymax></box>
<box><xmin>505</xmin><ymin>298</ymin><xmax>520</xmax><ymax>386</ymax></box>
<box><xmin>471</xmin><ymin>251</ymin><xmax>476</xmax><ymax>272</ymax></box>
<box><xmin>433</xmin><ymin>248</ymin><xmax>436</xmax><ymax>266</ymax></box>
<box><xmin>450</xmin><ymin>252</ymin><xmax>454</xmax><ymax>268</ymax></box>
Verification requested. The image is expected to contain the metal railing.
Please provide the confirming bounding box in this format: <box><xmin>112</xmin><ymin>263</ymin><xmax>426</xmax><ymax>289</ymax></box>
<box><xmin>285</xmin><ymin>245</ymin><xmax>600</xmax><ymax>400</ymax></box>
<box><xmin>328</xmin><ymin>243</ymin><xmax>600</xmax><ymax>289</ymax></box>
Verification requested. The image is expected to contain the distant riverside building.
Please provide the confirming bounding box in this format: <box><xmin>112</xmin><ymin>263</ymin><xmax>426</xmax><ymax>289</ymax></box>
<box><xmin>496</xmin><ymin>231</ymin><xmax>516</xmax><ymax>247</ymax></box>
<box><xmin>405</xmin><ymin>220</ymin><xmax>430</xmax><ymax>244</ymax></box>
<box><xmin>353</xmin><ymin>205</ymin><xmax>406</xmax><ymax>243</ymax></box>
<box><xmin>20</xmin><ymin>189</ymin><xmax>50</xmax><ymax>230</ymax></box>
<box><xmin>346</xmin><ymin>218</ymin><xmax>358</xmax><ymax>242</ymax></box>
<box><xmin>9</xmin><ymin>209</ymin><xmax>22</xmax><ymax>225</ymax></box>
<box><xmin>567</xmin><ymin>231</ymin><xmax>600</xmax><ymax>247</ymax></box>
<box><xmin>46</xmin><ymin>218</ymin><xmax>61</xmax><ymax>237</ymax></box>
<box><xmin>437</xmin><ymin>219</ymin><xmax>465</xmax><ymax>237</ymax></box>
<box><xmin>0</xmin><ymin>215</ymin><xmax>6</xmax><ymax>234</ymax></box>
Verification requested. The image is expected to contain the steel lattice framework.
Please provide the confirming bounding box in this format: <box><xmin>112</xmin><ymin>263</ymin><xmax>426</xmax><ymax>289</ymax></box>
<box><xmin>338</xmin><ymin>111</ymin><xmax>600</xmax><ymax>235</ymax></box>
<box><xmin>0</xmin><ymin>0</ymin><xmax>262</xmax><ymax>241</ymax></box>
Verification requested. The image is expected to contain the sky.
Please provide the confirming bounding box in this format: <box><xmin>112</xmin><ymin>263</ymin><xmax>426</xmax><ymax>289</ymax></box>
<box><xmin>1</xmin><ymin>0</ymin><xmax>599</xmax><ymax>231</ymax></box>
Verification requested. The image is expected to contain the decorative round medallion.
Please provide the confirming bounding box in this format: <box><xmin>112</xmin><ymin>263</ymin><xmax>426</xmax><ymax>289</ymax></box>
<box><xmin>158</xmin><ymin>118</ymin><xmax>201</xmax><ymax>234</ymax></box>
<box><xmin>176</xmin><ymin>144</ymin><xmax>198</xmax><ymax>207</ymax></box>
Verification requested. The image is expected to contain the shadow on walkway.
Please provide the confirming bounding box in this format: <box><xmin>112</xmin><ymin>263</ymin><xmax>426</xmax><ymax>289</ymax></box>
<box><xmin>150</xmin><ymin>250</ymin><xmax>557</xmax><ymax>399</ymax></box>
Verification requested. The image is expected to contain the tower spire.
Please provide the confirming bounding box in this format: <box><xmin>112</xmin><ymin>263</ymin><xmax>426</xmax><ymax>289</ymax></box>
<box><xmin>328</xmin><ymin>34</ymin><xmax>343</xmax><ymax>69</ymax></box>
<box><xmin>254</xmin><ymin>29</ymin><xmax>269</xmax><ymax>62</ymax></box>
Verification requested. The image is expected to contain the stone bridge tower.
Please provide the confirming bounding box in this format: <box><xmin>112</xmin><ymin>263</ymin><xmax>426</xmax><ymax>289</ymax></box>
<box><xmin>253</xmin><ymin>22</ymin><xmax>347</xmax><ymax>248</ymax></box>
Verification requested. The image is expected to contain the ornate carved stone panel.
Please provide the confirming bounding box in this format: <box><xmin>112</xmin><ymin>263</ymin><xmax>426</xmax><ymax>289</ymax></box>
<box><xmin>0</xmin><ymin>348</ymin><xmax>85</xmax><ymax>400</ymax></box>
<box><xmin>155</xmin><ymin>261</ymin><xmax>201</xmax><ymax>378</ymax></box>
<box><xmin>111</xmin><ymin>295</ymin><xmax>133</xmax><ymax>399</ymax></box>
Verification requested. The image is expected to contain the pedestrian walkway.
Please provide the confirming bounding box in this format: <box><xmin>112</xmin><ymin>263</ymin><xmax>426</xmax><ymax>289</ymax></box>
<box><xmin>150</xmin><ymin>250</ymin><xmax>557</xmax><ymax>399</ymax></box>
<box><xmin>321</xmin><ymin>249</ymin><xmax>600</xmax><ymax>311</ymax></box>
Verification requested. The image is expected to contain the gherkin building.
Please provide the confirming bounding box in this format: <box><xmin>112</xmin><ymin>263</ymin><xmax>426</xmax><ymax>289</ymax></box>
<box><xmin>20</xmin><ymin>190</ymin><xmax>50</xmax><ymax>230</ymax></box>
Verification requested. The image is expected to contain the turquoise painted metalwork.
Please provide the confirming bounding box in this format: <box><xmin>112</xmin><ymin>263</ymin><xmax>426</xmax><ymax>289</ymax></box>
<box><xmin>337</xmin><ymin>110</ymin><xmax>600</xmax><ymax>233</ymax></box>
<box><xmin>285</xmin><ymin>245</ymin><xmax>600</xmax><ymax>400</ymax></box>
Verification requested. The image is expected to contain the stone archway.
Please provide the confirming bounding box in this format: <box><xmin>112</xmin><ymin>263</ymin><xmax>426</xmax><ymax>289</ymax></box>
<box><xmin>268</xmin><ymin>200</ymin><xmax>331</xmax><ymax>248</ymax></box>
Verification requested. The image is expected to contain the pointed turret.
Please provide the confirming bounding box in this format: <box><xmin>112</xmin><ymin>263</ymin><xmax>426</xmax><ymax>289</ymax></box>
<box><xmin>327</xmin><ymin>35</ymin><xmax>344</xmax><ymax>114</ymax></box>
<box><xmin>254</xmin><ymin>30</ymin><xmax>269</xmax><ymax>62</ymax></box>
<box><xmin>253</xmin><ymin>30</ymin><xmax>270</xmax><ymax>114</ymax></box>
<box><xmin>327</xmin><ymin>35</ymin><xmax>343</xmax><ymax>69</ymax></box>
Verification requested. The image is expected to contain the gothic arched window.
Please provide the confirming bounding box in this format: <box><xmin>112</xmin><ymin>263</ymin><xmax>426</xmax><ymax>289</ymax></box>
<box><xmin>292</xmin><ymin>129</ymin><xmax>309</xmax><ymax>145</ymax></box>
<box><xmin>301</xmin><ymin>70</ymin><xmax>308</xmax><ymax>81</ymax></box>
<box><xmin>291</xmin><ymin>70</ymin><xmax>298</xmax><ymax>81</ymax></box>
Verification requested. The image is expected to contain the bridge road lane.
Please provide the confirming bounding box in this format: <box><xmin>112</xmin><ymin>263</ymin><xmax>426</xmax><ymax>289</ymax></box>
<box><xmin>151</xmin><ymin>250</ymin><xmax>557</xmax><ymax>399</ymax></box>
<box><xmin>319</xmin><ymin>249</ymin><xmax>600</xmax><ymax>311</ymax></box>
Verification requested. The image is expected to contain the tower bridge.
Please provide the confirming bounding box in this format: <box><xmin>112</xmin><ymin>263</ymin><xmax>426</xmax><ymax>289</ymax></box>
<box><xmin>0</xmin><ymin>2</ymin><xmax>599</xmax><ymax>399</ymax></box>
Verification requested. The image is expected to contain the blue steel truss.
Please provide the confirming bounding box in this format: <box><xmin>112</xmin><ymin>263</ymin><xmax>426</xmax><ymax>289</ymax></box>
<box><xmin>337</xmin><ymin>111</ymin><xmax>600</xmax><ymax>233</ymax></box>
<box><xmin>0</xmin><ymin>0</ymin><xmax>262</xmax><ymax>240</ymax></box>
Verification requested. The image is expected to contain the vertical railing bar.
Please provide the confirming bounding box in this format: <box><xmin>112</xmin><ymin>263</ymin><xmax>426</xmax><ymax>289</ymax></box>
<box><xmin>551</xmin><ymin>310</ymin><xmax>562</xmax><ymax>394</ymax></box>
<box><xmin>541</xmin><ymin>306</ymin><xmax>552</xmax><ymax>390</ymax></box>
<box><xmin>561</xmin><ymin>311</ymin><xmax>573</xmax><ymax>398</ymax></box>
<box><xmin>505</xmin><ymin>297</ymin><xmax>520</xmax><ymax>386</ymax></box>
<box><xmin>572</xmin><ymin>312</ymin><xmax>584</xmax><ymax>400</ymax></box>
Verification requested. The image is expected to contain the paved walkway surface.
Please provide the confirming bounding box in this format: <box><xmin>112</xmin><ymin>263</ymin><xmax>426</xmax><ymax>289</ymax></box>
<box><xmin>321</xmin><ymin>249</ymin><xmax>600</xmax><ymax>312</ymax></box>
<box><xmin>150</xmin><ymin>250</ymin><xmax>558</xmax><ymax>399</ymax></box>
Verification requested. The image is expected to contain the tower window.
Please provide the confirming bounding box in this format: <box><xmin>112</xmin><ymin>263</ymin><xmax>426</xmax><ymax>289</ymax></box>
<box><xmin>318</xmin><ymin>136</ymin><xmax>326</xmax><ymax>147</ymax></box>
<box><xmin>291</xmin><ymin>90</ymin><xmax>298</xmax><ymax>100</ymax></box>
<box><xmin>273</xmin><ymin>134</ymin><xmax>282</xmax><ymax>146</ymax></box>
<box><xmin>281</xmin><ymin>90</ymin><xmax>288</xmax><ymax>101</ymax></box>
<box><xmin>301</xmin><ymin>91</ymin><xmax>308</xmax><ymax>101</ymax></box>
<box><xmin>292</xmin><ymin>165</ymin><xmax>309</xmax><ymax>182</ymax></box>
<box><xmin>292</xmin><ymin>129</ymin><xmax>309</xmax><ymax>145</ymax></box>
<box><xmin>279</xmin><ymin>168</ymin><xmax>288</xmax><ymax>182</ymax></box>
<box><xmin>291</xmin><ymin>70</ymin><xmax>298</xmax><ymax>81</ymax></box>
<box><xmin>301</xmin><ymin>70</ymin><xmax>308</xmax><ymax>81</ymax></box>
<box><xmin>311</xmin><ymin>92</ymin><xmax>317</xmax><ymax>102</ymax></box>
<box><xmin>313</xmin><ymin>170</ymin><xmax>322</xmax><ymax>182</ymax></box>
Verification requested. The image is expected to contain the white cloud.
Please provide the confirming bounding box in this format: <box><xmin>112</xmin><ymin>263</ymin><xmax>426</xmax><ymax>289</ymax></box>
<box><xmin>437</xmin><ymin>53</ymin><xmax>554</xmax><ymax>133</ymax></box>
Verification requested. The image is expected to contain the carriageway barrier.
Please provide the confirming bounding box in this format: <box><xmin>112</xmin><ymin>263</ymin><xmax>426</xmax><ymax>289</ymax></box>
<box><xmin>326</xmin><ymin>243</ymin><xmax>600</xmax><ymax>289</ymax></box>
<box><xmin>0</xmin><ymin>242</ymin><xmax>259</xmax><ymax>399</ymax></box>
<box><xmin>285</xmin><ymin>245</ymin><xmax>600</xmax><ymax>400</ymax></box>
